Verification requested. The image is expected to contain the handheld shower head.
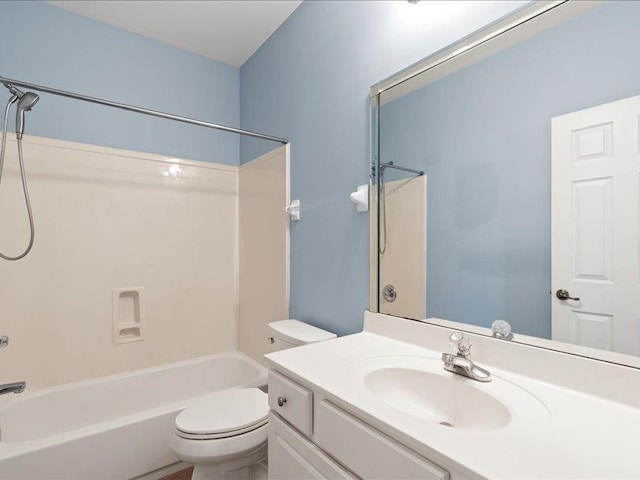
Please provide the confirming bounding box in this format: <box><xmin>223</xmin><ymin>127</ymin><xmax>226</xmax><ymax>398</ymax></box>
<box><xmin>15</xmin><ymin>92</ymin><xmax>39</xmax><ymax>139</ymax></box>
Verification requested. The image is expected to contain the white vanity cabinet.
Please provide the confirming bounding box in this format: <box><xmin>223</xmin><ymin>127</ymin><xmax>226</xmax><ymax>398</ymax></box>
<box><xmin>268</xmin><ymin>370</ymin><xmax>456</xmax><ymax>480</ymax></box>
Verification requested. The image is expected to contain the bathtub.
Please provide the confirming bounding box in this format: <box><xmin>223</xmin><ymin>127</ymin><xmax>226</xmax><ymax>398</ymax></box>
<box><xmin>0</xmin><ymin>351</ymin><xmax>267</xmax><ymax>480</ymax></box>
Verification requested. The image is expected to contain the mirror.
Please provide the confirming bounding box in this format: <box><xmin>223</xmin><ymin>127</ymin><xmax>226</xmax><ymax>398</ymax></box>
<box><xmin>372</xmin><ymin>0</ymin><xmax>640</xmax><ymax>367</ymax></box>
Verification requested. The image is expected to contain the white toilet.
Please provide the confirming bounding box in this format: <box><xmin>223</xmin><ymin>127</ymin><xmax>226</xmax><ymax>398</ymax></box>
<box><xmin>170</xmin><ymin>320</ymin><xmax>336</xmax><ymax>480</ymax></box>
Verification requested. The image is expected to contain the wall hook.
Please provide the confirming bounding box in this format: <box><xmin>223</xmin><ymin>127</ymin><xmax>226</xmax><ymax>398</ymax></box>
<box><xmin>350</xmin><ymin>185</ymin><xmax>369</xmax><ymax>212</ymax></box>
<box><xmin>285</xmin><ymin>199</ymin><xmax>300</xmax><ymax>221</ymax></box>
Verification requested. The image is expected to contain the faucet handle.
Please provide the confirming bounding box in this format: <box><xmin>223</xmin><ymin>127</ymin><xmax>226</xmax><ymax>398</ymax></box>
<box><xmin>491</xmin><ymin>320</ymin><xmax>514</xmax><ymax>341</ymax></box>
<box><xmin>449</xmin><ymin>331</ymin><xmax>471</xmax><ymax>357</ymax></box>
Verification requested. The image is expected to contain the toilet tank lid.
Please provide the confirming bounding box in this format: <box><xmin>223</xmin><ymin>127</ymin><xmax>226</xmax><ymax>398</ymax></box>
<box><xmin>268</xmin><ymin>319</ymin><xmax>336</xmax><ymax>345</ymax></box>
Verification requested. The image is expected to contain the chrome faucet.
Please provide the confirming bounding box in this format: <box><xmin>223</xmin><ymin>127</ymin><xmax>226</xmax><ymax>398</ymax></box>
<box><xmin>0</xmin><ymin>336</ymin><xmax>26</xmax><ymax>395</ymax></box>
<box><xmin>0</xmin><ymin>381</ymin><xmax>26</xmax><ymax>395</ymax></box>
<box><xmin>442</xmin><ymin>332</ymin><xmax>491</xmax><ymax>382</ymax></box>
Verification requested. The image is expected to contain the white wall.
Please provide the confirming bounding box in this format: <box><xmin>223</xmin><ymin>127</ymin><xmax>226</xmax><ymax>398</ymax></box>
<box><xmin>0</xmin><ymin>135</ymin><xmax>240</xmax><ymax>389</ymax></box>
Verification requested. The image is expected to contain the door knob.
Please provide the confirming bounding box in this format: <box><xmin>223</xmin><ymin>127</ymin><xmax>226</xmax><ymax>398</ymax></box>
<box><xmin>556</xmin><ymin>289</ymin><xmax>580</xmax><ymax>301</ymax></box>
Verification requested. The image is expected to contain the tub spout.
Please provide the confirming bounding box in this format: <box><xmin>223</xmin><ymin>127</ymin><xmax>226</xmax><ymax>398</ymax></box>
<box><xmin>0</xmin><ymin>381</ymin><xmax>26</xmax><ymax>395</ymax></box>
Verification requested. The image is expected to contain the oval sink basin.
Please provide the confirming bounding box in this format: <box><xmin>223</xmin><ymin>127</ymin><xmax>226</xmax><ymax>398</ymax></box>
<box><xmin>364</xmin><ymin>367</ymin><xmax>510</xmax><ymax>430</ymax></box>
<box><xmin>350</xmin><ymin>356</ymin><xmax>549</xmax><ymax>432</ymax></box>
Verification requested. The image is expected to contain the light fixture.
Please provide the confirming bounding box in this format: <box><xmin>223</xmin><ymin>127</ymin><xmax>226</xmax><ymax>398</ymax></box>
<box><xmin>163</xmin><ymin>164</ymin><xmax>183</xmax><ymax>178</ymax></box>
<box><xmin>396</xmin><ymin>0</ymin><xmax>466</xmax><ymax>29</ymax></box>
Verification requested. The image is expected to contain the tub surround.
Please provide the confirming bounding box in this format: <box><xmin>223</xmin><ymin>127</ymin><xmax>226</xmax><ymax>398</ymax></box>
<box><xmin>0</xmin><ymin>134</ymin><xmax>240</xmax><ymax>390</ymax></box>
<box><xmin>239</xmin><ymin>145</ymin><xmax>290</xmax><ymax>365</ymax></box>
<box><xmin>0</xmin><ymin>134</ymin><xmax>289</xmax><ymax>390</ymax></box>
<box><xmin>370</xmin><ymin>175</ymin><xmax>427</xmax><ymax>319</ymax></box>
<box><xmin>265</xmin><ymin>311</ymin><xmax>640</xmax><ymax>479</ymax></box>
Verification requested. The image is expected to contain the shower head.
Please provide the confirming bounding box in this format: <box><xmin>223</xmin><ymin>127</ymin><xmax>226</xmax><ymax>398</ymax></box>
<box><xmin>15</xmin><ymin>91</ymin><xmax>39</xmax><ymax>139</ymax></box>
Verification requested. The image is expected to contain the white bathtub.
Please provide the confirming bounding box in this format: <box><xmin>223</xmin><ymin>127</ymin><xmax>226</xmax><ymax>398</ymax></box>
<box><xmin>0</xmin><ymin>351</ymin><xmax>267</xmax><ymax>480</ymax></box>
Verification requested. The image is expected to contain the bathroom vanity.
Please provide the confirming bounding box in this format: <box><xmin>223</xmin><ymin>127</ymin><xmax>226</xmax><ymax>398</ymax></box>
<box><xmin>265</xmin><ymin>312</ymin><xmax>640</xmax><ymax>479</ymax></box>
<box><xmin>266</xmin><ymin>364</ymin><xmax>456</xmax><ymax>479</ymax></box>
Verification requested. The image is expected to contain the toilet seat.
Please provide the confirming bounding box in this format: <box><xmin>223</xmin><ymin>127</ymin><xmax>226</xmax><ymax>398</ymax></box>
<box><xmin>175</xmin><ymin>388</ymin><xmax>268</xmax><ymax>440</ymax></box>
<box><xmin>176</xmin><ymin>418</ymin><xmax>268</xmax><ymax>440</ymax></box>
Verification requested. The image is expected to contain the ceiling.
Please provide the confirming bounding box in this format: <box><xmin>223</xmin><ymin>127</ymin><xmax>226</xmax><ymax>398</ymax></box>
<box><xmin>46</xmin><ymin>1</ymin><xmax>302</xmax><ymax>68</ymax></box>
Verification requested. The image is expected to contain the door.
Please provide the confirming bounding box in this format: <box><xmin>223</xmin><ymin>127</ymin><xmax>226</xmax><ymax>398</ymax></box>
<box><xmin>552</xmin><ymin>94</ymin><xmax>640</xmax><ymax>356</ymax></box>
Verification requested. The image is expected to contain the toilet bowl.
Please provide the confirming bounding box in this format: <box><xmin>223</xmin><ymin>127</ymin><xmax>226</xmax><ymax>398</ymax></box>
<box><xmin>170</xmin><ymin>388</ymin><xmax>268</xmax><ymax>480</ymax></box>
<box><xmin>171</xmin><ymin>320</ymin><xmax>336</xmax><ymax>480</ymax></box>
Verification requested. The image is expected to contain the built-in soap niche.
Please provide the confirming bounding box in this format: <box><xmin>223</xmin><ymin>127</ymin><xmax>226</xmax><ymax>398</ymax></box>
<box><xmin>112</xmin><ymin>287</ymin><xmax>145</xmax><ymax>344</ymax></box>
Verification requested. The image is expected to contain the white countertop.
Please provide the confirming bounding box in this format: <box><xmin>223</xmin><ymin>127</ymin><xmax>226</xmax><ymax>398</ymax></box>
<box><xmin>265</xmin><ymin>314</ymin><xmax>640</xmax><ymax>479</ymax></box>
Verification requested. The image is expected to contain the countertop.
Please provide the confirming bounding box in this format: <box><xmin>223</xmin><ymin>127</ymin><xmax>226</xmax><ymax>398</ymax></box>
<box><xmin>265</xmin><ymin>317</ymin><xmax>640</xmax><ymax>479</ymax></box>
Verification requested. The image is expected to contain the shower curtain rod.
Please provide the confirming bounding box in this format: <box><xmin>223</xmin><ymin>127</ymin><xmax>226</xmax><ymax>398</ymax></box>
<box><xmin>0</xmin><ymin>75</ymin><xmax>288</xmax><ymax>144</ymax></box>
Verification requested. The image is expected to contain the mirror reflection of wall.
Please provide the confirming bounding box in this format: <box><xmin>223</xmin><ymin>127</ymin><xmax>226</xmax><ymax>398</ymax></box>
<box><xmin>377</xmin><ymin>1</ymin><xmax>640</xmax><ymax>355</ymax></box>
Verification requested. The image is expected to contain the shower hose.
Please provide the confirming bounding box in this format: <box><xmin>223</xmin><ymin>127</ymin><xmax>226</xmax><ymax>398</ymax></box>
<box><xmin>0</xmin><ymin>95</ymin><xmax>35</xmax><ymax>260</ymax></box>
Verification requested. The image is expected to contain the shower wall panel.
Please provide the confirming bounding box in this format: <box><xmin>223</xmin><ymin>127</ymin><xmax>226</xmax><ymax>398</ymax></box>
<box><xmin>0</xmin><ymin>134</ymin><xmax>239</xmax><ymax>389</ymax></box>
<box><xmin>238</xmin><ymin>145</ymin><xmax>290</xmax><ymax>363</ymax></box>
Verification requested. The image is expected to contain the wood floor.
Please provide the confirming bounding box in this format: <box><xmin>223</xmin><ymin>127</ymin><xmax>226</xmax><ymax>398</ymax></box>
<box><xmin>159</xmin><ymin>466</ymin><xmax>193</xmax><ymax>480</ymax></box>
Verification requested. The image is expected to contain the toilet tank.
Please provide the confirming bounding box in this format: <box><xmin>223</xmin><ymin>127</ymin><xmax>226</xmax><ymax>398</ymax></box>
<box><xmin>268</xmin><ymin>320</ymin><xmax>336</xmax><ymax>353</ymax></box>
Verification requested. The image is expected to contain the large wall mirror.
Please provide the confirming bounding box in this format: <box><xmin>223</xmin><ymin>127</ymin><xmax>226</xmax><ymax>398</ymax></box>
<box><xmin>371</xmin><ymin>0</ymin><xmax>640</xmax><ymax>368</ymax></box>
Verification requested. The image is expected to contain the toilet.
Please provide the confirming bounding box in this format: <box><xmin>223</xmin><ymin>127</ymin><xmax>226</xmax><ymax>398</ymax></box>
<box><xmin>170</xmin><ymin>320</ymin><xmax>336</xmax><ymax>480</ymax></box>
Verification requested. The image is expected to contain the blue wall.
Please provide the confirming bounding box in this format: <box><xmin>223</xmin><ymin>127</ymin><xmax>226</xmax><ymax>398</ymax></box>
<box><xmin>0</xmin><ymin>1</ymin><xmax>239</xmax><ymax>165</ymax></box>
<box><xmin>380</xmin><ymin>1</ymin><xmax>640</xmax><ymax>339</ymax></box>
<box><xmin>240</xmin><ymin>1</ymin><xmax>524</xmax><ymax>335</ymax></box>
<box><xmin>0</xmin><ymin>0</ymin><xmax>527</xmax><ymax>337</ymax></box>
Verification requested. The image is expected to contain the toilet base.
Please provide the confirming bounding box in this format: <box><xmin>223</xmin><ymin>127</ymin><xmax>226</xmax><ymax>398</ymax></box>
<box><xmin>190</xmin><ymin>447</ymin><xmax>267</xmax><ymax>480</ymax></box>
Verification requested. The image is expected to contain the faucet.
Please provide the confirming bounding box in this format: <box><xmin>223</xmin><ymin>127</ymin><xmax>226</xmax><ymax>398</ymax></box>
<box><xmin>0</xmin><ymin>336</ymin><xmax>26</xmax><ymax>395</ymax></box>
<box><xmin>0</xmin><ymin>381</ymin><xmax>26</xmax><ymax>395</ymax></box>
<box><xmin>442</xmin><ymin>332</ymin><xmax>491</xmax><ymax>382</ymax></box>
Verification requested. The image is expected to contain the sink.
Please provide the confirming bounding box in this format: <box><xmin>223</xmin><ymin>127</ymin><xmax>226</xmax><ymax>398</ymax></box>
<box><xmin>364</xmin><ymin>367</ymin><xmax>510</xmax><ymax>430</ymax></box>
<box><xmin>350</xmin><ymin>356</ymin><xmax>549</xmax><ymax>432</ymax></box>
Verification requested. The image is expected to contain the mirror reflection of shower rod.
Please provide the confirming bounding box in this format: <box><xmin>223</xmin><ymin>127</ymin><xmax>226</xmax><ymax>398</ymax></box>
<box><xmin>379</xmin><ymin>161</ymin><xmax>424</xmax><ymax>177</ymax></box>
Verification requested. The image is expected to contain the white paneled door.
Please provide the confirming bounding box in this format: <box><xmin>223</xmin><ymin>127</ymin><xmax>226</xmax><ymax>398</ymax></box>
<box><xmin>552</xmin><ymin>94</ymin><xmax>640</xmax><ymax>356</ymax></box>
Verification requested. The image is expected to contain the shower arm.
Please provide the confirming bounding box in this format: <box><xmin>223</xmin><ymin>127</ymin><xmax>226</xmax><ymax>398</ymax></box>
<box><xmin>0</xmin><ymin>75</ymin><xmax>288</xmax><ymax>145</ymax></box>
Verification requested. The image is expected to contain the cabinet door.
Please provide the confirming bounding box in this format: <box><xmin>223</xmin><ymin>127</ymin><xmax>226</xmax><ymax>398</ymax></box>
<box><xmin>316</xmin><ymin>400</ymin><xmax>449</xmax><ymax>480</ymax></box>
<box><xmin>269</xmin><ymin>412</ymin><xmax>356</xmax><ymax>480</ymax></box>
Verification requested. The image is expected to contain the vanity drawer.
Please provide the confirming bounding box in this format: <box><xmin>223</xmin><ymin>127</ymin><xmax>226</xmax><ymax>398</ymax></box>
<box><xmin>316</xmin><ymin>400</ymin><xmax>449</xmax><ymax>480</ymax></box>
<box><xmin>269</xmin><ymin>371</ymin><xmax>313</xmax><ymax>436</ymax></box>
